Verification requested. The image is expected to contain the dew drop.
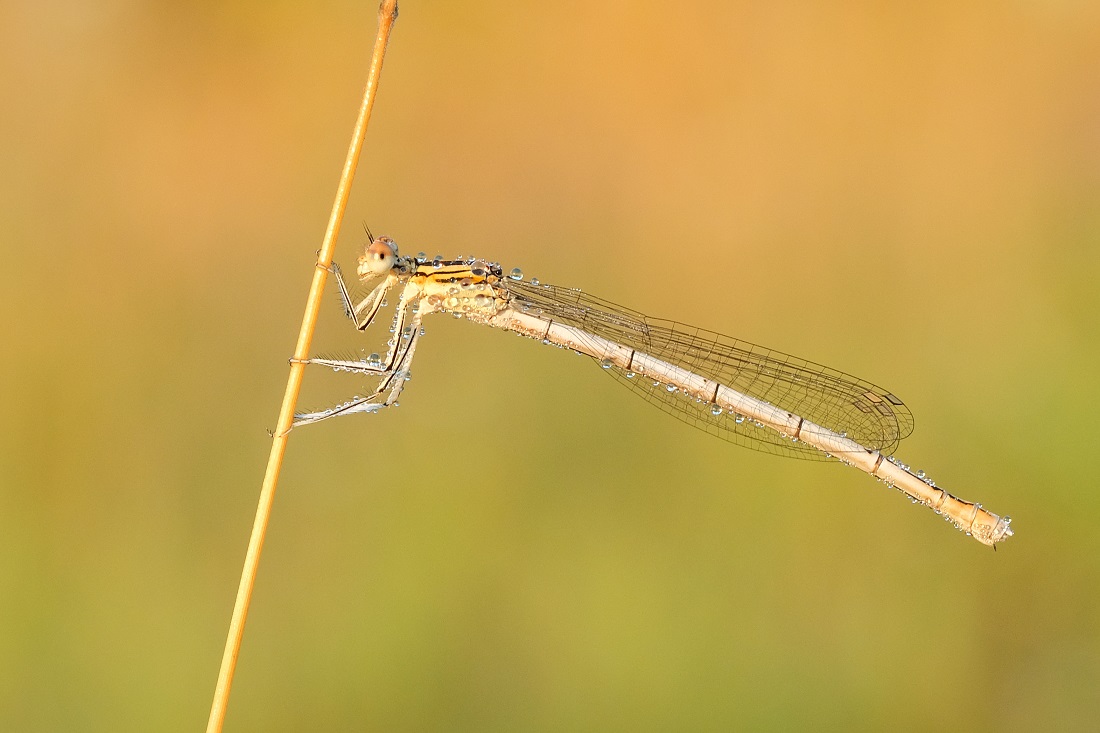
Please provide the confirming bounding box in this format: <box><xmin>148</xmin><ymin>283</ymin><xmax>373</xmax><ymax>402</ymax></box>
<box><xmin>530</xmin><ymin>277</ymin><xmax>541</xmax><ymax>286</ymax></box>
<box><xmin>367</xmin><ymin>353</ymin><xmax>382</xmax><ymax>368</ymax></box>
<box><xmin>509</xmin><ymin>268</ymin><xmax>524</xmax><ymax>281</ymax></box>
<box><xmin>710</xmin><ymin>405</ymin><xmax>723</xmax><ymax>416</ymax></box>
<box><xmin>600</xmin><ymin>358</ymin><xmax>613</xmax><ymax>369</ymax></box>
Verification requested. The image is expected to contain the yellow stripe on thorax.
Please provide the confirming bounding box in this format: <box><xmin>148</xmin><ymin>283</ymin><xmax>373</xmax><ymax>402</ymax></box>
<box><xmin>412</xmin><ymin>262</ymin><xmax>503</xmax><ymax>318</ymax></box>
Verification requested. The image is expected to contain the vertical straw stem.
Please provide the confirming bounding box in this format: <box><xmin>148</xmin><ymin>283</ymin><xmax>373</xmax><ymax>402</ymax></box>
<box><xmin>205</xmin><ymin>2</ymin><xmax>399</xmax><ymax>731</ymax></box>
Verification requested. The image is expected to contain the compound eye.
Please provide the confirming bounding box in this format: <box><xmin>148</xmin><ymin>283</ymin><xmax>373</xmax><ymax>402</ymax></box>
<box><xmin>363</xmin><ymin>238</ymin><xmax>397</xmax><ymax>275</ymax></box>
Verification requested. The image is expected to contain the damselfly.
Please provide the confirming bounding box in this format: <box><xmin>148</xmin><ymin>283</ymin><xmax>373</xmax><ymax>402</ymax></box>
<box><xmin>294</xmin><ymin>235</ymin><xmax>1012</xmax><ymax>547</ymax></box>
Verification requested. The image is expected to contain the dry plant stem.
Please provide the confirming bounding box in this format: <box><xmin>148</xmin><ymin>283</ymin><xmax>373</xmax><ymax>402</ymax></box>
<box><xmin>205</xmin><ymin>2</ymin><xmax>399</xmax><ymax>731</ymax></box>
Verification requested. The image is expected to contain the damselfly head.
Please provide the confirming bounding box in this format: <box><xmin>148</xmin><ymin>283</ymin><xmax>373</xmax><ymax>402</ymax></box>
<box><xmin>358</xmin><ymin>236</ymin><xmax>398</xmax><ymax>279</ymax></box>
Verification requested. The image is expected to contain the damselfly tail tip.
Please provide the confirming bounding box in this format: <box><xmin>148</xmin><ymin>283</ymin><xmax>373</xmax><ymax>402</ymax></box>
<box><xmin>975</xmin><ymin>513</ymin><xmax>1013</xmax><ymax>548</ymax></box>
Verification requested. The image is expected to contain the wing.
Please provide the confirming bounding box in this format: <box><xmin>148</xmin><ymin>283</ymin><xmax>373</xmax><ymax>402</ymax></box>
<box><xmin>499</xmin><ymin>279</ymin><xmax>914</xmax><ymax>460</ymax></box>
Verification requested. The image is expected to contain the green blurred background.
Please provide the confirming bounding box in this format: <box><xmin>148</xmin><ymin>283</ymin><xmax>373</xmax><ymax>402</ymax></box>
<box><xmin>2</xmin><ymin>1</ymin><xmax>1098</xmax><ymax>730</ymax></box>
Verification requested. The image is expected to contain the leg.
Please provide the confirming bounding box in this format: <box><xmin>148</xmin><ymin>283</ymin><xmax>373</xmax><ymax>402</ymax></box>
<box><xmin>290</xmin><ymin>268</ymin><xmax>398</xmax><ymax>375</ymax></box>
<box><xmin>293</xmin><ymin>305</ymin><xmax>425</xmax><ymax>427</ymax></box>
<box><xmin>302</xmin><ymin>285</ymin><xmax>417</xmax><ymax>376</ymax></box>
<box><xmin>330</xmin><ymin>261</ymin><xmax>390</xmax><ymax>332</ymax></box>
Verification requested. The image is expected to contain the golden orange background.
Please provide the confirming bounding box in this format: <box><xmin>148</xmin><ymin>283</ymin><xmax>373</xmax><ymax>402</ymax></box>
<box><xmin>2</xmin><ymin>1</ymin><xmax>1098</xmax><ymax>730</ymax></box>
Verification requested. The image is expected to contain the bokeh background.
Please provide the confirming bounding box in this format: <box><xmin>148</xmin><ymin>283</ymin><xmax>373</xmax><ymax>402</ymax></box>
<box><xmin>2</xmin><ymin>1</ymin><xmax>1098</xmax><ymax>730</ymax></box>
